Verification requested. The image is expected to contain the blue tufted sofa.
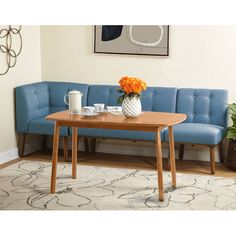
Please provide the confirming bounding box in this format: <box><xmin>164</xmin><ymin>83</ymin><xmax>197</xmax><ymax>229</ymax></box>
<box><xmin>15</xmin><ymin>82</ymin><xmax>89</xmax><ymax>159</ymax></box>
<box><xmin>15</xmin><ymin>81</ymin><xmax>228</xmax><ymax>174</ymax></box>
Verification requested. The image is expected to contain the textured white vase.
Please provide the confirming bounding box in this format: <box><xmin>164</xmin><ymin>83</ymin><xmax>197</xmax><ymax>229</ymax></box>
<box><xmin>122</xmin><ymin>96</ymin><xmax>142</xmax><ymax>117</ymax></box>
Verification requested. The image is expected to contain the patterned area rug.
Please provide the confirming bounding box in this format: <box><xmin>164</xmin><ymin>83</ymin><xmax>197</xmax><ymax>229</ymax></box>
<box><xmin>0</xmin><ymin>160</ymin><xmax>236</xmax><ymax>210</ymax></box>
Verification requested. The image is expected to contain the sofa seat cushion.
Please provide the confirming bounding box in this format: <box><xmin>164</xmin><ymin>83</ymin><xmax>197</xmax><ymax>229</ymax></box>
<box><xmin>163</xmin><ymin>123</ymin><xmax>225</xmax><ymax>145</ymax></box>
<box><xmin>29</xmin><ymin>118</ymin><xmax>68</xmax><ymax>136</ymax></box>
<box><xmin>77</xmin><ymin>128</ymin><xmax>165</xmax><ymax>141</ymax></box>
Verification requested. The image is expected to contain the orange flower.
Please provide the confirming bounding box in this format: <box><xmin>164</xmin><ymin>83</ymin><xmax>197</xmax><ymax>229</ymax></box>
<box><xmin>123</xmin><ymin>84</ymin><xmax>131</xmax><ymax>94</ymax></box>
<box><xmin>119</xmin><ymin>76</ymin><xmax>146</xmax><ymax>94</ymax></box>
<box><xmin>139</xmin><ymin>80</ymin><xmax>146</xmax><ymax>90</ymax></box>
<box><xmin>119</xmin><ymin>76</ymin><xmax>129</xmax><ymax>87</ymax></box>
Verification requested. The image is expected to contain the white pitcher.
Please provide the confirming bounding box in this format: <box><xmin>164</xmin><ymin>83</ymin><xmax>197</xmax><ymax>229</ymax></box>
<box><xmin>64</xmin><ymin>90</ymin><xmax>83</xmax><ymax>114</ymax></box>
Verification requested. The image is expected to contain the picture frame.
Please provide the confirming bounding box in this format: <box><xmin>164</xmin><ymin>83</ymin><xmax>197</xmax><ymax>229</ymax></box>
<box><xmin>94</xmin><ymin>25</ymin><xmax>169</xmax><ymax>56</ymax></box>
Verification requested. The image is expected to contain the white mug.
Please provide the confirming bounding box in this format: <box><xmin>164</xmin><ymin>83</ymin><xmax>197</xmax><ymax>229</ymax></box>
<box><xmin>64</xmin><ymin>90</ymin><xmax>83</xmax><ymax>114</ymax></box>
<box><xmin>94</xmin><ymin>103</ymin><xmax>105</xmax><ymax>113</ymax></box>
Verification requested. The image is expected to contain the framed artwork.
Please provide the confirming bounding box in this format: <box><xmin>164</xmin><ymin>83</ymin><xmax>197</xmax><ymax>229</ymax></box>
<box><xmin>94</xmin><ymin>25</ymin><xmax>169</xmax><ymax>56</ymax></box>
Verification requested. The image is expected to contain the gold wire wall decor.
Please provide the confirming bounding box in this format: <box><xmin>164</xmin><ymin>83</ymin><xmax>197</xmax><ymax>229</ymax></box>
<box><xmin>0</xmin><ymin>25</ymin><xmax>22</xmax><ymax>76</ymax></box>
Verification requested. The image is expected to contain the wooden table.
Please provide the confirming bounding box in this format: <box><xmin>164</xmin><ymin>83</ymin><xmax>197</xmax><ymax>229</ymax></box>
<box><xmin>46</xmin><ymin>111</ymin><xmax>186</xmax><ymax>201</ymax></box>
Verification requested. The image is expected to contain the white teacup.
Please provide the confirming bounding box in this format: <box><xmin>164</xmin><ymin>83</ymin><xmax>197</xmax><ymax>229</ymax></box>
<box><xmin>94</xmin><ymin>103</ymin><xmax>105</xmax><ymax>113</ymax></box>
<box><xmin>83</xmin><ymin>106</ymin><xmax>95</xmax><ymax>115</ymax></box>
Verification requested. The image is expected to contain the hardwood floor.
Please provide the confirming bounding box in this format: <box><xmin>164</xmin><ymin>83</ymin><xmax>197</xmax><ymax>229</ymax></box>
<box><xmin>1</xmin><ymin>149</ymin><xmax>236</xmax><ymax>177</ymax></box>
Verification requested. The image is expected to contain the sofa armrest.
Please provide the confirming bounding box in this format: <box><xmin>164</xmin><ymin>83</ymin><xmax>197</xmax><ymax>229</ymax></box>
<box><xmin>15</xmin><ymin>82</ymin><xmax>50</xmax><ymax>133</ymax></box>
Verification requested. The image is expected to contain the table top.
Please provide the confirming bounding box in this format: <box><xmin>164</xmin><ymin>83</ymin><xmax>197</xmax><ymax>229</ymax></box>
<box><xmin>46</xmin><ymin>111</ymin><xmax>187</xmax><ymax>131</ymax></box>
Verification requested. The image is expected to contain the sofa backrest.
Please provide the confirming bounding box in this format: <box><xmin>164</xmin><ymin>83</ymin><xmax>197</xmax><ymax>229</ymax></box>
<box><xmin>142</xmin><ymin>87</ymin><xmax>177</xmax><ymax>112</ymax></box>
<box><xmin>15</xmin><ymin>82</ymin><xmax>50</xmax><ymax>133</ymax></box>
<box><xmin>48</xmin><ymin>82</ymin><xmax>89</xmax><ymax>113</ymax></box>
<box><xmin>87</xmin><ymin>85</ymin><xmax>177</xmax><ymax>113</ymax></box>
<box><xmin>15</xmin><ymin>82</ymin><xmax>228</xmax><ymax>134</ymax></box>
<box><xmin>15</xmin><ymin>81</ymin><xmax>89</xmax><ymax>133</ymax></box>
<box><xmin>87</xmin><ymin>85</ymin><xmax>121</xmax><ymax>106</ymax></box>
<box><xmin>176</xmin><ymin>88</ymin><xmax>228</xmax><ymax>127</ymax></box>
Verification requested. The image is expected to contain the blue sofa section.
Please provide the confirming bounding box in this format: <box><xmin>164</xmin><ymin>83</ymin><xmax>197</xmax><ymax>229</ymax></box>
<box><xmin>15</xmin><ymin>81</ymin><xmax>228</xmax><ymax>173</ymax></box>
<box><xmin>164</xmin><ymin>89</ymin><xmax>228</xmax><ymax>145</ymax></box>
<box><xmin>15</xmin><ymin>82</ymin><xmax>89</xmax><ymax>157</ymax></box>
<box><xmin>16</xmin><ymin>82</ymin><xmax>89</xmax><ymax>135</ymax></box>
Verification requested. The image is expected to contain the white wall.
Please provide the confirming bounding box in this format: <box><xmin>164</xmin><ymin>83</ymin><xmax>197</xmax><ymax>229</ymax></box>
<box><xmin>40</xmin><ymin>25</ymin><xmax>236</xmax><ymax>161</ymax></box>
<box><xmin>41</xmin><ymin>25</ymin><xmax>236</xmax><ymax>101</ymax></box>
<box><xmin>0</xmin><ymin>26</ymin><xmax>41</xmax><ymax>161</ymax></box>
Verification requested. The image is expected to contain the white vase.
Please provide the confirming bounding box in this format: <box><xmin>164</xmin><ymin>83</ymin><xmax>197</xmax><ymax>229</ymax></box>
<box><xmin>122</xmin><ymin>96</ymin><xmax>142</xmax><ymax>117</ymax></box>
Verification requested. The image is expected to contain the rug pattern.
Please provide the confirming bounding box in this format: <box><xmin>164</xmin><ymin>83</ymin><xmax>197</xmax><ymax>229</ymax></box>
<box><xmin>0</xmin><ymin>161</ymin><xmax>236</xmax><ymax>210</ymax></box>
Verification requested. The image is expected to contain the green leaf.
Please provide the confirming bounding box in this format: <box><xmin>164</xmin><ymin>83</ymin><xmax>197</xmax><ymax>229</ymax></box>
<box><xmin>117</xmin><ymin>94</ymin><xmax>125</xmax><ymax>104</ymax></box>
<box><xmin>227</xmin><ymin>127</ymin><xmax>236</xmax><ymax>138</ymax></box>
<box><xmin>117</xmin><ymin>89</ymin><xmax>123</xmax><ymax>93</ymax></box>
<box><xmin>228</xmin><ymin>103</ymin><xmax>236</xmax><ymax>113</ymax></box>
<box><xmin>226</xmin><ymin>103</ymin><xmax>236</xmax><ymax>139</ymax></box>
<box><xmin>227</xmin><ymin>130</ymin><xmax>236</xmax><ymax>138</ymax></box>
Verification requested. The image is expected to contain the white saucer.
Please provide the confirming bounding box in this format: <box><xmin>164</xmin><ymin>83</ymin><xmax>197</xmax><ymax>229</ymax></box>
<box><xmin>96</xmin><ymin>109</ymin><xmax>108</xmax><ymax>113</ymax></box>
<box><xmin>106</xmin><ymin>106</ymin><xmax>122</xmax><ymax>112</ymax></box>
<box><xmin>81</xmin><ymin>112</ymin><xmax>99</xmax><ymax>116</ymax></box>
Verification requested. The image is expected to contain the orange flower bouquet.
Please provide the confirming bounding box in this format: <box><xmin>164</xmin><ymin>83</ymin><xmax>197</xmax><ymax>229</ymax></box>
<box><xmin>117</xmin><ymin>76</ymin><xmax>147</xmax><ymax>104</ymax></box>
<box><xmin>118</xmin><ymin>76</ymin><xmax>147</xmax><ymax>117</ymax></box>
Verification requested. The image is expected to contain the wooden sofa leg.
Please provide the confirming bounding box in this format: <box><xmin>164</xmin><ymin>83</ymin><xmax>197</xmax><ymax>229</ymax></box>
<box><xmin>179</xmin><ymin>144</ymin><xmax>185</xmax><ymax>160</ymax></box>
<box><xmin>18</xmin><ymin>133</ymin><xmax>26</xmax><ymax>157</ymax></box>
<box><xmin>63</xmin><ymin>136</ymin><xmax>68</xmax><ymax>162</ymax></box>
<box><xmin>90</xmin><ymin>138</ymin><xmax>96</xmax><ymax>152</ymax></box>
<box><xmin>218</xmin><ymin>142</ymin><xmax>224</xmax><ymax>163</ymax></box>
<box><xmin>84</xmin><ymin>137</ymin><xmax>89</xmax><ymax>152</ymax></box>
<box><xmin>209</xmin><ymin>146</ymin><xmax>216</xmax><ymax>174</ymax></box>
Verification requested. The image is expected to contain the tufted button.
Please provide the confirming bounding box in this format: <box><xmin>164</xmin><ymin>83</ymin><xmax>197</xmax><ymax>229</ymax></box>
<box><xmin>208</xmin><ymin>113</ymin><xmax>211</xmax><ymax>117</ymax></box>
<box><xmin>193</xmin><ymin>112</ymin><xmax>196</xmax><ymax>115</ymax></box>
<box><xmin>193</xmin><ymin>95</ymin><xmax>196</xmax><ymax>99</ymax></box>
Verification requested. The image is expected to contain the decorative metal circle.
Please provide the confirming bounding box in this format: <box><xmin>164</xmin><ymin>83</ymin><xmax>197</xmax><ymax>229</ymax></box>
<box><xmin>0</xmin><ymin>25</ymin><xmax>22</xmax><ymax>76</ymax></box>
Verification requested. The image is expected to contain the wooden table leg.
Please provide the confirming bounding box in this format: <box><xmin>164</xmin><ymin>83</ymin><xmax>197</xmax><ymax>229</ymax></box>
<box><xmin>72</xmin><ymin>127</ymin><xmax>78</xmax><ymax>179</ymax></box>
<box><xmin>156</xmin><ymin>128</ymin><xmax>164</xmax><ymax>201</ymax></box>
<box><xmin>63</xmin><ymin>136</ymin><xmax>68</xmax><ymax>162</ymax></box>
<box><xmin>50</xmin><ymin>122</ymin><xmax>60</xmax><ymax>194</ymax></box>
<box><xmin>168</xmin><ymin>126</ymin><xmax>176</xmax><ymax>188</ymax></box>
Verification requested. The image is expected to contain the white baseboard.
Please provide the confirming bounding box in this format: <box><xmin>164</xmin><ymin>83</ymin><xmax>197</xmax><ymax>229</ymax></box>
<box><xmin>95</xmin><ymin>141</ymin><xmax>221</xmax><ymax>162</ymax></box>
<box><xmin>47</xmin><ymin>137</ymin><xmax>224</xmax><ymax>163</ymax></box>
<box><xmin>0</xmin><ymin>148</ymin><xmax>19</xmax><ymax>165</ymax></box>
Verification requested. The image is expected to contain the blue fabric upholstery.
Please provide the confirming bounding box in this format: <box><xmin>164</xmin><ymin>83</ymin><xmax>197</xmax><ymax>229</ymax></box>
<box><xmin>15</xmin><ymin>81</ymin><xmax>89</xmax><ymax>136</ymax></box>
<box><xmin>15</xmin><ymin>82</ymin><xmax>50</xmax><ymax>133</ymax></box>
<box><xmin>29</xmin><ymin>118</ymin><xmax>68</xmax><ymax>136</ymax></box>
<box><xmin>87</xmin><ymin>85</ymin><xmax>121</xmax><ymax>106</ymax></box>
<box><xmin>141</xmin><ymin>87</ymin><xmax>177</xmax><ymax>112</ymax></box>
<box><xmin>15</xmin><ymin>82</ymin><xmax>228</xmax><ymax>147</ymax></box>
<box><xmin>48</xmin><ymin>82</ymin><xmax>89</xmax><ymax>112</ymax></box>
<box><xmin>163</xmin><ymin>123</ymin><xmax>225</xmax><ymax>145</ymax></box>
<box><xmin>176</xmin><ymin>89</ymin><xmax>228</xmax><ymax>128</ymax></box>
<box><xmin>87</xmin><ymin>85</ymin><xmax>177</xmax><ymax>112</ymax></box>
<box><xmin>164</xmin><ymin>88</ymin><xmax>228</xmax><ymax>145</ymax></box>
